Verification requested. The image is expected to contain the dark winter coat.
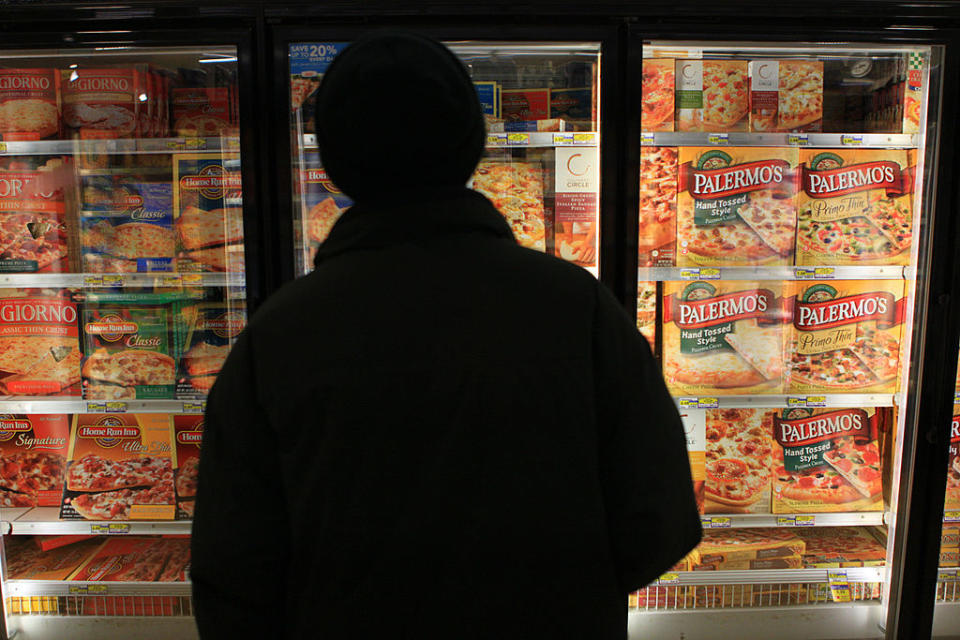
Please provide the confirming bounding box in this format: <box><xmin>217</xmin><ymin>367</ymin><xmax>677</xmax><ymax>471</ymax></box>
<box><xmin>190</xmin><ymin>186</ymin><xmax>702</xmax><ymax>640</ymax></box>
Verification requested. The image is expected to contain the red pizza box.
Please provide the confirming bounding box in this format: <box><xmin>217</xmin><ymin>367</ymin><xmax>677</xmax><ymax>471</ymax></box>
<box><xmin>771</xmin><ymin>407</ymin><xmax>887</xmax><ymax>513</ymax></box>
<box><xmin>0</xmin><ymin>157</ymin><xmax>73</xmax><ymax>273</ymax></box>
<box><xmin>0</xmin><ymin>69</ymin><xmax>61</xmax><ymax>141</ymax></box>
<box><xmin>172</xmin><ymin>87</ymin><xmax>232</xmax><ymax>137</ymax></box>
<box><xmin>6</xmin><ymin>535</ymin><xmax>104</xmax><ymax>580</ymax></box>
<box><xmin>61</xmin><ymin>414</ymin><xmax>175</xmax><ymax>521</ymax></box>
<box><xmin>638</xmin><ymin>146</ymin><xmax>677</xmax><ymax>266</ymax></box>
<box><xmin>172</xmin><ymin>415</ymin><xmax>202</xmax><ymax>519</ymax></box>
<box><xmin>501</xmin><ymin>88</ymin><xmax>550</xmax><ymax>122</ymax></box>
<box><xmin>0</xmin><ymin>414</ymin><xmax>70</xmax><ymax>506</ymax></box>
<box><xmin>33</xmin><ymin>534</ymin><xmax>96</xmax><ymax>552</ymax></box>
<box><xmin>641</xmin><ymin>59</ymin><xmax>674</xmax><ymax>132</ymax></box>
<box><xmin>62</xmin><ymin>68</ymin><xmax>140</xmax><ymax>139</ymax></box>
<box><xmin>70</xmin><ymin>536</ymin><xmax>188</xmax><ymax>581</ymax></box>
<box><xmin>947</xmin><ymin>412</ymin><xmax>960</xmax><ymax>511</ymax></box>
<box><xmin>749</xmin><ymin>60</ymin><xmax>823</xmax><ymax>133</ymax></box>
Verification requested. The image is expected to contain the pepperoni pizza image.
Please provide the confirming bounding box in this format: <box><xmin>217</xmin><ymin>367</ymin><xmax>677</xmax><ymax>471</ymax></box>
<box><xmin>641</xmin><ymin>59</ymin><xmax>674</xmax><ymax>132</ymax></box>
<box><xmin>704</xmin><ymin>409</ymin><xmax>774</xmax><ymax>513</ymax></box>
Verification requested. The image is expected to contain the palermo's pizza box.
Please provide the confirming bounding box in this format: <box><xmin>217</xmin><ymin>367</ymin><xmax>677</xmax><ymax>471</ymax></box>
<box><xmin>690</xmin><ymin>528</ymin><xmax>805</xmax><ymax>569</ymax></box>
<box><xmin>642</xmin><ymin>59</ymin><xmax>674</xmax><ymax>132</ymax></box>
<box><xmin>172</xmin><ymin>415</ymin><xmax>202</xmax><ymax>519</ymax></box>
<box><xmin>700</xmin><ymin>409</ymin><xmax>773</xmax><ymax>514</ymax></box>
<box><xmin>786</xmin><ymin>280</ymin><xmax>906</xmax><ymax>394</ymax></box>
<box><xmin>749</xmin><ymin>60</ymin><xmax>823</xmax><ymax>132</ymax></box>
<box><xmin>638</xmin><ymin>146</ymin><xmax>677</xmax><ymax>267</ymax></box>
<box><xmin>771</xmin><ymin>407</ymin><xmax>887</xmax><ymax>514</ymax></box>
<box><xmin>0</xmin><ymin>290</ymin><xmax>82</xmax><ymax>396</ymax></box>
<box><xmin>60</xmin><ymin>414</ymin><xmax>175</xmax><ymax>521</ymax></box>
<box><xmin>0</xmin><ymin>414</ymin><xmax>70</xmax><ymax>507</ymax></box>
<box><xmin>174</xmin><ymin>300</ymin><xmax>244</xmax><ymax>398</ymax></box>
<box><xmin>796</xmin><ymin>148</ymin><xmax>914</xmax><ymax>266</ymax></box>
<box><xmin>796</xmin><ymin>527</ymin><xmax>887</xmax><ymax>567</ymax></box>
<box><xmin>675</xmin><ymin>59</ymin><xmax>748</xmax><ymax>132</ymax></box>
<box><xmin>677</xmin><ymin>146</ymin><xmax>798</xmax><ymax>266</ymax></box>
<box><xmin>662</xmin><ymin>280</ymin><xmax>785</xmax><ymax>396</ymax></box>
<box><xmin>946</xmin><ymin>412</ymin><xmax>960</xmax><ymax>511</ymax></box>
<box><xmin>5</xmin><ymin>536</ymin><xmax>104</xmax><ymax>580</ymax></box>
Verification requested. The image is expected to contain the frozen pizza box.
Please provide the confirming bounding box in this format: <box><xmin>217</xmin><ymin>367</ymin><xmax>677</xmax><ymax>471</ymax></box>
<box><xmin>903</xmin><ymin>51</ymin><xmax>924</xmax><ymax>134</ymax></box>
<box><xmin>172</xmin><ymin>415</ymin><xmax>202</xmax><ymax>519</ymax></box>
<box><xmin>786</xmin><ymin>280</ymin><xmax>906</xmax><ymax>394</ymax></box>
<box><xmin>0</xmin><ymin>156</ymin><xmax>72</xmax><ymax>273</ymax></box>
<box><xmin>79</xmin><ymin>179</ymin><xmax>174</xmax><ymax>273</ymax></box>
<box><xmin>641</xmin><ymin>59</ymin><xmax>674</xmax><ymax>132</ymax></box>
<box><xmin>0</xmin><ymin>69</ymin><xmax>61</xmax><ymax>141</ymax></box>
<box><xmin>701</xmin><ymin>408</ymin><xmax>774</xmax><ymax>514</ymax></box>
<box><xmin>947</xmin><ymin>412</ymin><xmax>960</xmax><ymax>511</ymax></box>
<box><xmin>174</xmin><ymin>301</ymin><xmax>245</xmax><ymax>398</ymax></box>
<box><xmin>298</xmin><ymin>152</ymin><xmax>351</xmax><ymax>267</ymax></box>
<box><xmin>638</xmin><ymin>146</ymin><xmax>677</xmax><ymax>266</ymax></box>
<box><xmin>796</xmin><ymin>149</ymin><xmax>914</xmax><ymax>266</ymax></box>
<box><xmin>771</xmin><ymin>407</ymin><xmax>887</xmax><ymax>514</ymax></box>
<box><xmin>676</xmin><ymin>59</ymin><xmax>748</xmax><ymax>132</ymax></box>
<box><xmin>60</xmin><ymin>414</ymin><xmax>175</xmax><ymax>521</ymax></box>
<box><xmin>690</xmin><ymin>528</ymin><xmax>805</xmax><ymax>569</ymax></box>
<box><xmin>662</xmin><ymin>280</ymin><xmax>785</xmax><ymax>396</ymax></box>
<box><xmin>5</xmin><ymin>536</ymin><xmax>104</xmax><ymax>580</ymax></box>
<box><xmin>173</xmin><ymin>153</ymin><xmax>244</xmax><ymax>273</ymax></box>
<box><xmin>501</xmin><ymin>88</ymin><xmax>550</xmax><ymax>122</ymax></box>
<box><xmin>471</xmin><ymin>160</ymin><xmax>546</xmax><ymax>252</ymax></box>
<box><xmin>70</xmin><ymin>536</ymin><xmax>189</xmax><ymax>581</ymax></box>
<box><xmin>749</xmin><ymin>60</ymin><xmax>823</xmax><ymax>133</ymax></box>
<box><xmin>172</xmin><ymin>87</ymin><xmax>232</xmax><ymax>138</ymax></box>
<box><xmin>62</xmin><ymin>68</ymin><xmax>140</xmax><ymax>139</ymax></box>
<box><xmin>80</xmin><ymin>304</ymin><xmax>174</xmax><ymax>400</ymax></box>
<box><xmin>677</xmin><ymin>146</ymin><xmax>798</xmax><ymax>266</ymax></box>
<box><xmin>942</xmin><ymin>525</ymin><xmax>959</xmax><ymax>549</ymax></box>
<box><xmin>549</xmin><ymin>87</ymin><xmax>591</xmax><ymax>130</ymax></box>
<box><xmin>0</xmin><ymin>414</ymin><xmax>70</xmax><ymax>507</ymax></box>
<box><xmin>796</xmin><ymin>527</ymin><xmax>886</xmax><ymax>567</ymax></box>
<box><xmin>677</xmin><ymin>409</ymin><xmax>706</xmax><ymax>514</ymax></box>
<box><xmin>636</xmin><ymin>280</ymin><xmax>657</xmax><ymax>352</ymax></box>
<box><xmin>0</xmin><ymin>290</ymin><xmax>82</xmax><ymax>396</ymax></box>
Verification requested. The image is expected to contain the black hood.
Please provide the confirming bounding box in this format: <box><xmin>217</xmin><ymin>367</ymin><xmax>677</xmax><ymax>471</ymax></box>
<box><xmin>313</xmin><ymin>32</ymin><xmax>485</xmax><ymax>204</ymax></box>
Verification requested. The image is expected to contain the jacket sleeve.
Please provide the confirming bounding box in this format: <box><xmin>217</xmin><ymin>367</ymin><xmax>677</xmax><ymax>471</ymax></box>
<box><xmin>592</xmin><ymin>282</ymin><xmax>702</xmax><ymax>592</ymax></box>
<box><xmin>191</xmin><ymin>328</ymin><xmax>288</xmax><ymax>639</ymax></box>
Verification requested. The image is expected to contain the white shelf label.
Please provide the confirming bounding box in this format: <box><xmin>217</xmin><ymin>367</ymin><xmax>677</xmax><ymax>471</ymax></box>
<box><xmin>641</xmin><ymin>132</ymin><xmax>655</xmax><ymax>145</ymax></box>
<box><xmin>678</xmin><ymin>397</ymin><xmax>718</xmax><ymax>409</ymax></box>
<box><xmin>841</xmin><ymin>135</ymin><xmax>863</xmax><ymax>146</ymax></box>
<box><xmin>787</xmin><ymin>134</ymin><xmax>809</xmax><ymax>146</ymax></box>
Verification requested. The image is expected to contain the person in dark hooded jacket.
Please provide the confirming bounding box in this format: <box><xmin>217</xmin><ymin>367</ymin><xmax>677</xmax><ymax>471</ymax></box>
<box><xmin>191</xmin><ymin>32</ymin><xmax>701</xmax><ymax>640</ymax></box>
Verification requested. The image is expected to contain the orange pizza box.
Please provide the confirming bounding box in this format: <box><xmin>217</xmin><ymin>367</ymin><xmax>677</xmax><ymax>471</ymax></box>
<box><xmin>941</xmin><ymin>549</ymin><xmax>960</xmax><ymax>568</ymax></box>
<box><xmin>678</xmin><ymin>409</ymin><xmax>706</xmax><ymax>514</ymax></box>
<box><xmin>749</xmin><ymin>60</ymin><xmax>823</xmax><ymax>133</ymax></box>
<box><xmin>172</xmin><ymin>415</ymin><xmax>202</xmax><ymax>519</ymax></box>
<box><xmin>0</xmin><ymin>290</ymin><xmax>81</xmax><ymax>395</ymax></box>
<box><xmin>947</xmin><ymin>412</ymin><xmax>960</xmax><ymax>511</ymax></box>
<box><xmin>60</xmin><ymin>414</ymin><xmax>175</xmax><ymax>521</ymax></box>
<box><xmin>33</xmin><ymin>534</ymin><xmax>97</xmax><ymax>552</ymax></box>
<box><xmin>62</xmin><ymin>67</ymin><xmax>140</xmax><ymax>139</ymax></box>
<box><xmin>700</xmin><ymin>409</ymin><xmax>774</xmax><ymax>514</ymax></box>
<box><xmin>786</xmin><ymin>280</ymin><xmax>906</xmax><ymax>394</ymax></box>
<box><xmin>173</xmin><ymin>153</ymin><xmax>244</xmax><ymax>273</ymax></box>
<box><xmin>796</xmin><ymin>527</ymin><xmax>887</xmax><ymax>567</ymax></box>
<box><xmin>903</xmin><ymin>51</ymin><xmax>924</xmax><ymax>134</ymax></box>
<box><xmin>677</xmin><ymin>146</ymin><xmax>798</xmax><ymax>266</ymax></box>
<box><xmin>471</xmin><ymin>160</ymin><xmax>546</xmax><ymax>253</ymax></box>
<box><xmin>675</xmin><ymin>59</ymin><xmax>748</xmax><ymax>132</ymax></box>
<box><xmin>172</xmin><ymin>87</ymin><xmax>232</xmax><ymax>138</ymax></box>
<box><xmin>81</xmin><ymin>304</ymin><xmax>174</xmax><ymax>400</ymax></box>
<box><xmin>501</xmin><ymin>88</ymin><xmax>550</xmax><ymax>122</ymax></box>
<box><xmin>942</xmin><ymin>525</ymin><xmax>960</xmax><ymax>548</ymax></box>
<box><xmin>642</xmin><ymin>59</ymin><xmax>674</xmax><ymax>132</ymax></box>
<box><xmin>662</xmin><ymin>280</ymin><xmax>785</xmax><ymax>396</ymax></box>
<box><xmin>771</xmin><ymin>407</ymin><xmax>887</xmax><ymax>514</ymax></box>
<box><xmin>5</xmin><ymin>536</ymin><xmax>104</xmax><ymax>580</ymax></box>
<box><xmin>690</xmin><ymin>528</ymin><xmax>804</xmax><ymax>569</ymax></box>
<box><xmin>796</xmin><ymin>148</ymin><xmax>914</xmax><ymax>266</ymax></box>
<box><xmin>0</xmin><ymin>68</ymin><xmax>61</xmax><ymax>141</ymax></box>
<box><xmin>0</xmin><ymin>414</ymin><xmax>70</xmax><ymax>506</ymax></box>
<box><xmin>69</xmin><ymin>536</ymin><xmax>188</xmax><ymax>581</ymax></box>
<box><xmin>636</xmin><ymin>281</ymin><xmax>657</xmax><ymax>352</ymax></box>
<box><xmin>638</xmin><ymin>146</ymin><xmax>677</xmax><ymax>266</ymax></box>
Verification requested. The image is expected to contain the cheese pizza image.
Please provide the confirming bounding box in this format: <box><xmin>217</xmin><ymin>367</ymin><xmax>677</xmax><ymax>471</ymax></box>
<box><xmin>796</xmin><ymin>149</ymin><xmax>914</xmax><ymax>266</ymax></box>
<box><xmin>662</xmin><ymin>280</ymin><xmax>785</xmax><ymax>395</ymax></box>
<box><xmin>749</xmin><ymin>60</ymin><xmax>823</xmax><ymax>132</ymax></box>
<box><xmin>0</xmin><ymin>69</ymin><xmax>61</xmax><ymax>141</ymax></box>
<box><xmin>471</xmin><ymin>160</ymin><xmax>546</xmax><ymax>251</ymax></box>
<box><xmin>641</xmin><ymin>59</ymin><xmax>674</xmax><ymax>132</ymax></box>
<box><xmin>677</xmin><ymin>147</ymin><xmax>798</xmax><ymax>266</ymax></box>
<box><xmin>771</xmin><ymin>407</ymin><xmax>886</xmax><ymax>513</ymax></box>
<box><xmin>786</xmin><ymin>280</ymin><xmax>906</xmax><ymax>394</ymax></box>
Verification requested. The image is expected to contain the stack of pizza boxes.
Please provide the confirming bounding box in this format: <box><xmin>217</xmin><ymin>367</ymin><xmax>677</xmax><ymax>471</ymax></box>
<box><xmin>60</xmin><ymin>414</ymin><xmax>175</xmax><ymax>522</ymax></box>
<box><xmin>0</xmin><ymin>68</ymin><xmax>62</xmax><ymax>141</ymax></box>
<box><xmin>70</xmin><ymin>535</ymin><xmax>189</xmax><ymax>583</ymax></box>
<box><xmin>797</xmin><ymin>527</ymin><xmax>887</xmax><ymax>601</ymax></box>
<box><xmin>4</xmin><ymin>535</ymin><xmax>104</xmax><ymax>581</ymax></box>
<box><xmin>0</xmin><ymin>414</ymin><xmax>70</xmax><ymax>508</ymax></box>
<box><xmin>941</xmin><ymin>524</ymin><xmax>959</xmax><ymax>568</ymax></box>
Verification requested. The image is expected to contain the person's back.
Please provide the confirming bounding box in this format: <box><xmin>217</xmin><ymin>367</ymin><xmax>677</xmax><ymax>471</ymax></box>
<box><xmin>191</xmin><ymin>33</ymin><xmax>701</xmax><ymax>640</ymax></box>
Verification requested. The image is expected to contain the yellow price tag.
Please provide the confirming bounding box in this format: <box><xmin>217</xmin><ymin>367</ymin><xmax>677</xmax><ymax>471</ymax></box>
<box><xmin>182</xmin><ymin>402</ymin><xmax>205</xmax><ymax>414</ymax></box>
<box><xmin>182</xmin><ymin>273</ymin><xmax>203</xmax><ymax>286</ymax></box>
<box><xmin>486</xmin><ymin>134</ymin><xmax>503</xmax><ymax>146</ymax></box>
<box><xmin>657</xmin><ymin>573</ymin><xmax>679</xmax><ymax>584</ymax></box>
<box><xmin>806</xmin><ymin>396</ymin><xmax>826</xmax><ymax>407</ymax></box>
<box><xmin>165</xmin><ymin>140</ymin><xmax>181</xmax><ymax>150</ymax></box>
<box><xmin>777</xmin><ymin>516</ymin><xmax>796</xmax><ymax>527</ymax></box>
<box><xmin>161</xmin><ymin>275</ymin><xmax>182</xmax><ymax>288</ymax></box>
<box><xmin>699</xmin><ymin>268</ymin><xmax>721</xmax><ymax>280</ymax></box>
<box><xmin>787</xmin><ymin>134</ymin><xmax>809</xmax><ymax>146</ymax></box>
<box><xmin>573</xmin><ymin>132</ymin><xmax>596</xmax><ymax>144</ymax></box>
<box><xmin>827</xmin><ymin>570</ymin><xmax>851</xmax><ymax>602</ymax></box>
<box><xmin>185</xmin><ymin>138</ymin><xmax>206</xmax><ymax>149</ymax></box>
<box><xmin>104</xmin><ymin>402</ymin><xmax>127</xmax><ymax>413</ymax></box>
<box><xmin>814</xmin><ymin>267</ymin><xmax>835</xmax><ymax>278</ymax></box>
<box><xmin>87</xmin><ymin>402</ymin><xmax>106</xmax><ymax>412</ymax></box>
<box><xmin>944</xmin><ymin>510</ymin><xmax>960</xmax><ymax>523</ymax></box>
<box><xmin>69</xmin><ymin>586</ymin><xmax>88</xmax><ymax>594</ymax></box>
<box><xmin>841</xmin><ymin>135</ymin><xmax>863</xmax><ymax>146</ymax></box>
<box><xmin>709</xmin><ymin>517</ymin><xmax>731</xmax><ymax>528</ymax></box>
<box><xmin>678</xmin><ymin>398</ymin><xmax>699</xmax><ymax>408</ymax></box>
<box><xmin>707</xmin><ymin>133</ymin><xmax>729</xmax><ymax>145</ymax></box>
<box><xmin>795</xmin><ymin>515</ymin><xmax>816</xmax><ymax>527</ymax></box>
<box><xmin>108</xmin><ymin>523</ymin><xmax>130</xmax><ymax>534</ymax></box>
<box><xmin>507</xmin><ymin>133</ymin><xmax>530</xmax><ymax>145</ymax></box>
<box><xmin>83</xmin><ymin>275</ymin><xmax>103</xmax><ymax>287</ymax></box>
<box><xmin>88</xmin><ymin>585</ymin><xmax>108</xmax><ymax>593</ymax></box>
<box><xmin>698</xmin><ymin>398</ymin><xmax>719</xmax><ymax>409</ymax></box>
<box><xmin>91</xmin><ymin>524</ymin><xmax>110</xmax><ymax>534</ymax></box>
<box><xmin>102</xmin><ymin>275</ymin><xmax>123</xmax><ymax>287</ymax></box>
<box><xmin>0</xmin><ymin>142</ymin><xmax>7</xmax><ymax>153</ymax></box>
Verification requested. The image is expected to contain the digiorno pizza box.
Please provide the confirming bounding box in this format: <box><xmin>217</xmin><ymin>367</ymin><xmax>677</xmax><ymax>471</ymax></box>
<box><xmin>79</xmin><ymin>178</ymin><xmax>174</xmax><ymax>273</ymax></box>
<box><xmin>81</xmin><ymin>303</ymin><xmax>174</xmax><ymax>400</ymax></box>
<box><xmin>675</xmin><ymin>59</ymin><xmax>748</xmax><ymax>132</ymax></box>
<box><xmin>174</xmin><ymin>300</ymin><xmax>245</xmax><ymax>398</ymax></box>
<box><xmin>0</xmin><ymin>414</ymin><xmax>70</xmax><ymax>507</ymax></box>
<box><xmin>642</xmin><ymin>59</ymin><xmax>674</xmax><ymax>132</ymax></box>
<box><xmin>0</xmin><ymin>68</ymin><xmax>61</xmax><ymax>141</ymax></box>
<box><xmin>786</xmin><ymin>280</ymin><xmax>906</xmax><ymax>394</ymax></box>
<box><xmin>749</xmin><ymin>60</ymin><xmax>824</xmax><ymax>132</ymax></box>
<box><xmin>62</xmin><ymin>68</ymin><xmax>140</xmax><ymax>139</ymax></box>
<box><xmin>796</xmin><ymin>148</ymin><xmax>915</xmax><ymax>266</ymax></box>
<box><xmin>771</xmin><ymin>407</ymin><xmax>887</xmax><ymax>514</ymax></box>
<box><xmin>662</xmin><ymin>280</ymin><xmax>785</xmax><ymax>396</ymax></box>
<box><xmin>677</xmin><ymin>146</ymin><xmax>798</xmax><ymax>266</ymax></box>
<box><xmin>172</xmin><ymin>414</ymin><xmax>202</xmax><ymax>519</ymax></box>
<box><xmin>173</xmin><ymin>153</ymin><xmax>244</xmax><ymax>273</ymax></box>
<box><xmin>700</xmin><ymin>409</ymin><xmax>773</xmax><ymax>514</ymax></box>
<box><xmin>0</xmin><ymin>289</ymin><xmax>82</xmax><ymax>396</ymax></box>
<box><xmin>61</xmin><ymin>414</ymin><xmax>175</xmax><ymax>521</ymax></box>
<box><xmin>638</xmin><ymin>146</ymin><xmax>677</xmax><ymax>266</ymax></box>
<box><xmin>298</xmin><ymin>152</ymin><xmax>350</xmax><ymax>268</ymax></box>
<box><xmin>946</xmin><ymin>411</ymin><xmax>960</xmax><ymax>511</ymax></box>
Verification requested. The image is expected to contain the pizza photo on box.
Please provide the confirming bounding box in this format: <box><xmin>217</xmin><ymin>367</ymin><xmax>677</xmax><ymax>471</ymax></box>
<box><xmin>677</xmin><ymin>147</ymin><xmax>798</xmax><ymax>267</ymax></box>
<box><xmin>702</xmin><ymin>408</ymin><xmax>774</xmax><ymax>514</ymax></box>
<box><xmin>0</xmin><ymin>156</ymin><xmax>72</xmax><ymax>273</ymax></box>
<box><xmin>0</xmin><ymin>69</ymin><xmax>61</xmax><ymax>141</ymax></box>
<box><xmin>60</xmin><ymin>414</ymin><xmax>175</xmax><ymax>521</ymax></box>
<box><xmin>690</xmin><ymin>528</ymin><xmax>805</xmax><ymax>570</ymax></box>
<box><xmin>662</xmin><ymin>280</ymin><xmax>785</xmax><ymax>396</ymax></box>
<box><xmin>471</xmin><ymin>160</ymin><xmax>546</xmax><ymax>252</ymax></box>
<box><xmin>797</xmin><ymin>149</ymin><xmax>914</xmax><ymax>266</ymax></box>
<box><xmin>173</xmin><ymin>154</ymin><xmax>244</xmax><ymax>273</ymax></box>
<box><xmin>639</xmin><ymin>146</ymin><xmax>678</xmax><ymax>266</ymax></box>
<box><xmin>771</xmin><ymin>407</ymin><xmax>886</xmax><ymax>513</ymax></box>
<box><xmin>796</xmin><ymin>527</ymin><xmax>886</xmax><ymax>567</ymax></box>
<box><xmin>642</xmin><ymin>59</ymin><xmax>675</xmax><ymax>132</ymax></box>
<box><xmin>70</xmin><ymin>536</ymin><xmax>189</xmax><ymax>581</ymax></box>
<box><xmin>636</xmin><ymin>280</ymin><xmax>657</xmax><ymax>351</ymax></box>
<box><xmin>5</xmin><ymin>536</ymin><xmax>104</xmax><ymax>580</ymax></box>
<box><xmin>62</xmin><ymin>68</ymin><xmax>139</xmax><ymax>139</ymax></box>
<box><xmin>0</xmin><ymin>414</ymin><xmax>69</xmax><ymax>508</ymax></box>
<box><xmin>174</xmin><ymin>301</ymin><xmax>245</xmax><ymax>398</ymax></box>
<box><xmin>787</xmin><ymin>280</ymin><xmax>906</xmax><ymax>394</ymax></box>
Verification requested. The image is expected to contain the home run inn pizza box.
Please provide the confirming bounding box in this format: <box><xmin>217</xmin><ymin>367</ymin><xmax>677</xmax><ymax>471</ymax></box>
<box><xmin>81</xmin><ymin>304</ymin><xmax>174</xmax><ymax>400</ymax></box>
<box><xmin>70</xmin><ymin>536</ymin><xmax>190</xmax><ymax>582</ymax></box>
<box><xmin>771</xmin><ymin>407</ymin><xmax>887</xmax><ymax>513</ymax></box>
<box><xmin>172</xmin><ymin>415</ymin><xmax>201</xmax><ymax>519</ymax></box>
<box><xmin>0</xmin><ymin>414</ymin><xmax>69</xmax><ymax>507</ymax></box>
<box><xmin>796</xmin><ymin>149</ymin><xmax>914</xmax><ymax>266</ymax></box>
<box><xmin>60</xmin><ymin>414</ymin><xmax>175</xmax><ymax>521</ymax></box>
<box><xmin>748</xmin><ymin>60</ymin><xmax>824</xmax><ymax>133</ymax></box>
<box><xmin>174</xmin><ymin>301</ymin><xmax>244</xmax><ymax>398</ymax></box>
<box><xmin>786</xmin><ymin>280</ymin><xmax>906</xmax><ymax>394</ymax></box>
<box><xmin>702</xmin><ymin>408</ymin><xmax>774</xmax><ymax>514</ymax></box>
<box><xmin>4</xmin><ymin>536</ymin><xmax>104</xmax><ymax>581</ymax></box>
<box><xmin>0</xmin><ymin>290</ymin><xmax>82</xmax><ymax>396</ymax></box>
<box><xmin>675</xmin><ymin>59</ymin><xmax>749</xmax><ymax>132</ymax></box>
<box><xmin>662</xmin><ymin>280</ymin><xmax>785</xmax><ymax>395</ymax></box>
<box><xmin>677</xmin><ymin>147</ymin><xmax>798</xmax><ymax>266</ymax></box>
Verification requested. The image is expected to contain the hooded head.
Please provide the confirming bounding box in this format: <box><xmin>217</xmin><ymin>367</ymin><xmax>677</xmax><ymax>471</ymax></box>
<box><xmin>314</xmin><ymin>33</ymin><xmax>485</xmax><ymax>204</ymax></box>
